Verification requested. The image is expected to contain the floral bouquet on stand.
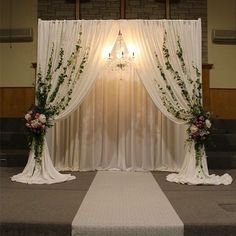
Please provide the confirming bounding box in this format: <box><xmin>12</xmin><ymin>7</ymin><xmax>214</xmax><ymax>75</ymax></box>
<box><xmin>155</xmin><ymin>30</ymin><xmax>232</xmax><ymax>185</ymax></box>
<box><xmin>25</xmin><ymin>107</ymin><xmax>52</xmax><ymax>165</ymax></box>
<box><xmin>23</xmin><ymin>29</ymin><xmax>89</xmax><ymax>172</ymax></box>
<box><xmin>155</xmin><ymin>31</ymin><xmax>213</xmax><ymax>170</ymax></box>
<box><xmin>187</xmin><ymin>106</ymin><xmax>212</xmax><ymax>167</ymax></box>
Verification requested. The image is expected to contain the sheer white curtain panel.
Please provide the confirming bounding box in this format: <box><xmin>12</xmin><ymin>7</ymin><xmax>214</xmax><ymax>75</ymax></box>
<box><xmin>12</xmin><ymin>20</ymin><xmax>119</xmax><ymax>184</ymax></box>
<box><xmin>120</xmin><ymin>19</ymin><xmax>201</xmax><ymax>123</ymax></box>
<box><xmin>119</xmin><ymin>19</ymin><xmax>232</xmax><ymax>185</ymax></box>
<box><xmin>38</xmin><ymin>20</ymin><xmax>120</xmax><ymax>120</ymax></box>
<box><xmin>52</xmin><ymin>66</ymin><xmax>185</xmax><ymax>171</ymax></box>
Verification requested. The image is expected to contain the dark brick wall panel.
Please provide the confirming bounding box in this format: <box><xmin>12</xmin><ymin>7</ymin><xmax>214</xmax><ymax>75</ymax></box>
<box><xmin>38</xmin><ymin>0</ymin><xmax>207</xmax><ymax>63</ymax></box>
<box><xmin>80</xmin><ymin>0</ymin><xmax>120</xmax><ymax>19</ymax></box>
<box><xmin>170</xmin><ymin>0</ymin><xmax>207</xmax><ymax>63</ymax></box>
<box><xmin>38</xmin><ymin>0</ymin><xmax>75</xmax><ymax>20</ymax></box>
<box><xmin>126</xmin><ymin>0</ymin><xmax>166</xmax><ymax>19</ymax></box>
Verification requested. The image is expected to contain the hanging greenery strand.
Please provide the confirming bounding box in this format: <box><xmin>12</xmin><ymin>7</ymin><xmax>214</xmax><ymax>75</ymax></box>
<box><xmin>154</xmin><ymin>31</ymin><xmax>211</xmax><ymax>168</ymax></box>
<box><xmin>25</xmin><ymin>25</ymin><xmax>89</xmax><ymax>164</ymax></box>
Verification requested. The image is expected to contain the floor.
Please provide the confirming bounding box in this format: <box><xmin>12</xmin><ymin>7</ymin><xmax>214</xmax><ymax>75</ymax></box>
<box><xmin>152</xmin><ymin>169</ymin><xmax>236</xmax><ymax>236</ymax></box>
<box><xmin>0</xmin><ymin>168</ymin><xmax>236</xmax><ymax>236</ymax></box>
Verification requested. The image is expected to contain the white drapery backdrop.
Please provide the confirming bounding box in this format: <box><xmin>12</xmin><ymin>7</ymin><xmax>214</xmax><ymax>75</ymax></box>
<box><xmin>119</xmin><ymin>20</ymin><xmax>231</xmax><ymax>184</ymax></box>
<box><xmin>119</xmin><ymin>20</ymin><xmax>201</xmax><ymax>123</ymax></box>
<box><xmin>48</xmin><ymin>20</ymin><xmax>193</xmax><ymax>173</ymax></box>
<box><xmin>12</xmin><ymin>20</ymin><xmax>120</xmax><ymax>184</ymax></box>
<box><xmin>38</xmin><ymin>20</ymin><xmax>120</xmax><ymax>120</ymax></box>
<box><xmin>12</xmin><ymin>19</ymin><xmax>232</xmax><ymax>185</ymax></box>
<box><xmin>52</xmin><ymin>65</ymin><xmax>185</xmax><ymax>171</ymax></box>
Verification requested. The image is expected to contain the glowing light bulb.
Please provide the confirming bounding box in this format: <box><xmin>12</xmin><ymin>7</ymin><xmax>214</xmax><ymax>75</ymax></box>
<box><xmin>102</xmin><ymin>47</ymin><xmax>112</xmax><ymax>59</ymax></box>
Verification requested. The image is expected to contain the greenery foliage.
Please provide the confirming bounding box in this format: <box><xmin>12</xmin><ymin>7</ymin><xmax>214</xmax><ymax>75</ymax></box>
<box><xmin>154</xmin><ymin>31</ymin><xmax>211</xmax><ymax>168</ymax></box>
<box><xmin>25</xmin><ymin>28</ymin><xmax>89</xmax><ymax>164</ymax></box>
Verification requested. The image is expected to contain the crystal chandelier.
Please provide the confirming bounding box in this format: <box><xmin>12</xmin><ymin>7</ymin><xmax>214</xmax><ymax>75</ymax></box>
<box><xmin>106</xmin><ymin>31</ymin><xmax>135</xmax><ymax>71</ymax></box>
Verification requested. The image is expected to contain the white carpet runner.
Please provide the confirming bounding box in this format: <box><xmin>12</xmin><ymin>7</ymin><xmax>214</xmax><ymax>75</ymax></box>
<box><xmin>72</xmin><ymin>171</ymin><xmax>183</xmax><ymax>236</ymax></box>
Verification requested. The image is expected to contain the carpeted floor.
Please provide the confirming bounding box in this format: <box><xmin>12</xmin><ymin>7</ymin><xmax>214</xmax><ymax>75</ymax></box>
<box><xmin>0</xmin><ymin>168</ymin><xmax>236</xmax><ymax>236</ymax></box>
<box><xmin>152</xmin><ymin>169</ymin><xmax>236</xmax><ymax>236</ymax></box>
<box><xmin>0</xmin><ymin>168</ymin><xmax>96</xmax><ymax>236</ymax></box>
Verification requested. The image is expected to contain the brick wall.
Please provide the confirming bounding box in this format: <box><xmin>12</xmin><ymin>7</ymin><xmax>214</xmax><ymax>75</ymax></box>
<box><xmin>170</xmin><ymin>0</ymin><xmax>207</xmax><ymax>63</ymax></box>
<box><xmin>80</xmin><ymin>0</ymin><xmax>120</xmax><ymax>19</ymax></box>
<box><xmin>38</xmin><ymin>0</ymin><xmax>207</xmax><ymax>62</ymax></box>
<box><xmin>38</xmin><ymin>0</ymin><xmax>75</xmax><ymax>20</ymax></box>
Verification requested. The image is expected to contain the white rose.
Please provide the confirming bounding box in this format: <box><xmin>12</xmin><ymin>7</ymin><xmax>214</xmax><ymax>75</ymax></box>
<box><xmin>25</xmin><ymin>113</ymin><xmax>31</xmax><ymax>121</ymax></box>
<box><xmin>30</xmin><ymin>120</ymin><xmax>36</xmax><ymax>128</ymax></box>
<box><xmin>39</xmin><ymin>114</ymin><xmax>46</xmax><ymax>123</ymax></box>
<box><xmin>190</xmin><ymin>125</ymin><xmax>198</xmax><ymax>134</ymax></box>
<box><xmin>31</xmin><ymin>119</ymin><xmax>39</xmax><ymax>127</ymax></box>
<box><xmin>205</xmin><ymin>119</ymin><xmax>211</xmax><ymax>128</ymax></box>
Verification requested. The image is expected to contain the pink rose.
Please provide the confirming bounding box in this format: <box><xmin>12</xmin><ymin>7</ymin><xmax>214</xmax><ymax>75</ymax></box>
<box><xmin>190</xmin><ymin>124</ymin><xmax>198</xmax><ymax>134</ymax></box>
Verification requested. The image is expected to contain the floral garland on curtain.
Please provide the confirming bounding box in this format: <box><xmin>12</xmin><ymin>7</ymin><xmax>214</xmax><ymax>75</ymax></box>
<box><xmin>155</xmin><ymin>31</ymin><xmax>211</xmax><ymax>168</ymax></box>
<box><xmin>25</xmin><ymin>29</ymin><xmax>89</xmax><ymax>165</ymax></box>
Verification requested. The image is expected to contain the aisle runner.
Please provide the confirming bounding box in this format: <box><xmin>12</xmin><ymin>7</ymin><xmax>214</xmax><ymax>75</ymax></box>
<box><xmin>72</xmin><ymin>171</ymin><xmax>183</xmax><ymax>236</ymax></box>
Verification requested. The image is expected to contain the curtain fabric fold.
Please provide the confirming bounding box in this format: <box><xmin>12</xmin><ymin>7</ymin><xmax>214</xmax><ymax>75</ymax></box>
<box><xmin>38</xmin><ymin>20</ymin><xmax>120</xmax><ymax>120</ymax></box>
<box><xmin>119</xmin><ymin>19</ymin><xmax>202</xmax><ymax>123</ymax></box>
<box><xmin>52</xmin><ymin>66</ymin><xmax>185</xmax><ymax>171</ymax></box>
<box><xmin>12</xmin><ymin>20</ymin><xmax>120</xmax><ymax>184</ymax></box>
<box><xmin>119</xmin><ymin>19</ymin><xmax>231</xmax><ymax>185</ymax></box>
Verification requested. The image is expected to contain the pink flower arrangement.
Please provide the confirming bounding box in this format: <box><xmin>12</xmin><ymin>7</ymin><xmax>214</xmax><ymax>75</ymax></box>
<box><xmin>188</xmin><ymin>115</ymin><xmax>211</xmax><ymax>143</ymax></box>
<box><xmin>25</xmin><ymin>111</ymin><xmax>47</xmax><ymax>134</ymax></box>
<box><xmin>186</xmin><ymin>107</ymin><xmax>212</xmax><ymax>167</ymax></box>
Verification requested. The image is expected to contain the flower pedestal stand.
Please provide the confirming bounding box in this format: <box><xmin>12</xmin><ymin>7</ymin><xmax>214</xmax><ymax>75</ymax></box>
<box><xmin>166</xmin><ymin>142</ymin><xmax>232</xmax><ymax>185</ymax></box>
<box><xmin>11</xmin><ymin>138</ymin><xmax>75</xmax><ymax>184</ymax></box>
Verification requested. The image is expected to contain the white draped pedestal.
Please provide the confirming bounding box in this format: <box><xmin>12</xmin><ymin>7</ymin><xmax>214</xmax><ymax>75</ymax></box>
<box><xmin>11</xmin><ymin>139</ymin><xmax>75</xmax><ymax>184</ymax></box>
<box><xmin>167</xmin><ymin>142</ymin><xmax>233</xmax><ymax>185</ymax></box>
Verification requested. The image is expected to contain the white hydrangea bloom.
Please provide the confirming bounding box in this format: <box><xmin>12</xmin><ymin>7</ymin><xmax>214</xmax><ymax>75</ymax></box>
<box><xmin>25</xmin><ymin>113</ymin><xmax>31</xmax><ymax>121</ymax></box>
<box><xmin>39</xmin><ymin>114</ymin><xmax>46</xmax><ymax>123</ymax></box>
<box><xmin>205</xmin><ymin>119</ymin><xmax>211</xmax><ymax>128</ymax></box>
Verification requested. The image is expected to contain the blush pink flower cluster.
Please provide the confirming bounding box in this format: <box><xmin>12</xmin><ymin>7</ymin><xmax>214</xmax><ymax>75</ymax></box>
<box><xmin>25</xmin><ymin>111</ymin><xmax>47</xmax><ymax>134</ymax></box>
<box><xmin>189</xmin><ymin>115</ymin><xmax>211</xmax><ymax>142</ymax></box>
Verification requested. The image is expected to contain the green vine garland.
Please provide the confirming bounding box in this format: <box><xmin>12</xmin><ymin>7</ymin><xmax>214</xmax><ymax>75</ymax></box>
<box><xmin>154</xmin><ymin>31</ymin><xmax>211</xmax><ymax>168</ymax></box>
<box><xmin>25</xmin><ymin>27</ymin><xmax>89</xmax><ymax>164</ymax></box>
